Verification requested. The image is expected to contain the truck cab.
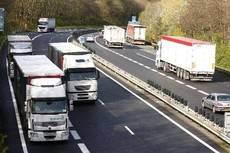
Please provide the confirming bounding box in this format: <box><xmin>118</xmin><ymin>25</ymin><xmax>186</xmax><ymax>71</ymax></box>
<box><xmin>37</xmin><ymin>18</ymin><xmax>55</xmax><ymax>32</ymax></box>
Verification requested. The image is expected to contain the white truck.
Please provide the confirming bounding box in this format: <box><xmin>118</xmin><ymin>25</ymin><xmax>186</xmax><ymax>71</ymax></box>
<box><xmin>126</xmin><ymin>16</ymin><xmax>146</xmax><ymax>45</ymax></box>
<box><xmin>103</xmin><ymin>25</ymin><xmax>125</xmax><ymax>48</ymax></box>
<box><xmin>48</xmin><ymin>42</ymin><xmax>99</xmax><ymax>103</ymax></box>
<box><xmin>37</xmin><ymin>18</ymin><xmax>55</xmax><ymax>32</ymax></box>
<box><xmin>13</xmin><ymin>55</ymin><xmax>72</xmax><ymax>141</ymax></box>
<box><xmin>7</xmin><ymin>35</ymin><xmax>32</xmax><ymax>78</ymax></box>
<box><xmin>155</xmin><ymin>36</ymin><xmax>216</xmax><ymax>81</ymax></box>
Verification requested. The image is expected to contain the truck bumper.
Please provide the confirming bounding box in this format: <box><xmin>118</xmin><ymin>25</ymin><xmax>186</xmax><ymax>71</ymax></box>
<box><xmin>68</xmin><ymin>91</ymin><xmax>98</xmax><ymax>102</ymax></box>
<box><xmin>28</xmin><ymin>130</ymin><xmax>69</xmax><ymax>142</ymax></box>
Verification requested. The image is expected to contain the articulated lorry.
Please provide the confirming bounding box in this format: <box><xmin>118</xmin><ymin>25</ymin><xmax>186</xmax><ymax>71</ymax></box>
<box><xmin>37</xmin><ymin>18</ymin><xmax>55</xmax><ymax>32</ymax></box>
<box><xmin>7</xmin><ymin>35</ymin><xmax>32</xmax><ymax>78</ymax></box>
<box><xmin>155</xmin><ymin>36</ymin><xmax>216</xmax><ymax>81</ymax></box>
<box><xmin>48</xmin><ymin>42</ymin><xmax>99</xmax><ymax>103</ymax></box>
<box><xmin>13</xmin><ymin>55</ymin><xmax>72</xmax><ymax>141</ymax></box>
<box><xmin>103</xmin><ymin>25</ymin><xmax>125</xmax><ymax>48</ymax></box>
<box><xmin>126</xmin><ymin>16</ymin><xmax>146</xmax><ymax>45</ymax></box>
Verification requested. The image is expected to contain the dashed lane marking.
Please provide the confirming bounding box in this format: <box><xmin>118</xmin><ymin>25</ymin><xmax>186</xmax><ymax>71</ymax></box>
<box><xmin>98</xmin><ymin>99</ymin><xmax>105</xmax><ymax>106</ymax></box>
<box><xmin>124</xmin><ymin>126</ymin><xmax>135</xmax><ymax>135</ymax></box>
<box><xmin>198</xmin><ymin>90</ymin><xmax>209</xmax><ymax>96</ymax></box>
<box><xmin>175</xmin><ymin>80</ymin><xmax>185</xmax><ymax>85</ymax></box>
<box><xmin>68</xmin><ymin>119</ymin><xmax>73</xmax><ymax>128</ymax></box>
<box><xmin>78</xmin><ymin>143</ymin><xmax>90</xmax><ymax>153</ymax></box>
<box><xmin>70</xmin><ymin>130</ymin><xmax>81</xmax><ymax>140</ymax></box>
<box><xmin>186</xmin><ymin>85</ymin><xmax>197</xmax><ymax>90</ymax></box>
<box><xmin>136</xmin><ymin>53</ymin><xmax>155</xmax><ymax>62</ymax></box>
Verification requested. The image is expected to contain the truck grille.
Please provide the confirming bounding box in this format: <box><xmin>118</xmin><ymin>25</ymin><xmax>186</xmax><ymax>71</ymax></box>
<box><xmin>75</xmin><ymin>85</ymin><xmax>90</xmax><ymax>91</ymax></box>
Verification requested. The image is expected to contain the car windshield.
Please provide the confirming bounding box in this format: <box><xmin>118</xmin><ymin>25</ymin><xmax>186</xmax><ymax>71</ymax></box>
<box><xmin>217</xmin><ymin>95</ymin><xmax>230</xmax><ymax>101</ymax></box>
<box><xmin>69</xmin><ymin>71</ymin><xmax>97</xmax><ymax>81</ymax></box>
<box><xmin>32</xmin><ymin>98</ymin><xmax>67</xmax><ymax>114</ymax></box>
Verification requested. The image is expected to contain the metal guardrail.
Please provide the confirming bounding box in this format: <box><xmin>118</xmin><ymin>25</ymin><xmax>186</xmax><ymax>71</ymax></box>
<box><xmin>91</xmin><ymin>53</ymin><xmax>230</xmax><ymax>144</ymax></box>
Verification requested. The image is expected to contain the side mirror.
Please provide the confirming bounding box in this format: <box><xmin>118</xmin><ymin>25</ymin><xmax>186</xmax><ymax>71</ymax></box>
<box><xmin>24</xmin><ymin>101</ymin><xmax>28</xmax><ymax>112</ymax></box>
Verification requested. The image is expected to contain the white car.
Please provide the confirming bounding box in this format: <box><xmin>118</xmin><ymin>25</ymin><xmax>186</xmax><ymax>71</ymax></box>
<box><xmin>201</xmin><ymin>93</ymin><xmax>230</xmax><ymax>113</ymax></box>
<box><xmin>85</xmin><ymin>35</ymin><xmax>94</xmax><ymax>42</ymax></box>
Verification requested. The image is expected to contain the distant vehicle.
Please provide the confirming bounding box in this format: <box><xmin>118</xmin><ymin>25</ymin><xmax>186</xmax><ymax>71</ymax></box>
<box><xmin>202</xmin><ymin>93</ymin><xmax>230</xmax><ymax>113</ymax></box>
<box><xmin>155</xmin><ymin>36</ymin><xmax>216</xmax><ymax>81</ymax></box>
<box><xmin>48</xmin><ymin>42</ymin><xmax>99</xmax><ymax>103</ymax></box>
<box><xmin>126</xmin><ymin>16</ymin><xmax>146</xmax><ymax>45</ymax></box>
<box><xmin>7</xmin><ymin>35</ymin><xmax>32</xmax><ymax>78</ymax></box>
<box><xmin>103</xmin><ymin>25</ymin><xmax>125</xmax><ymax>48</ymax></box>
<box><xmin>37</xmin><ymin>18</ymin><xmax>55</xmax><ymax>32</ymax></box>
<box><xmin>85</xmin><ymin>35</ymin><xmax>94</xmax><ymax>42</ymax></box>
<box><xmin>78</xmin><ymin>36</ymin><xmax>86</xmax><ymax>44</ymax></box>
<box><xmin>13</xmin><ymin>55</ymin><xmax>72</xmax><ymax>141</ymax></box>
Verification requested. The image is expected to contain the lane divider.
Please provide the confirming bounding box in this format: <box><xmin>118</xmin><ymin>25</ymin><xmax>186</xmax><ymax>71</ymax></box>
<box><xmin>78</xmin><ymin>143</ymin><xmax>90</xmax><ymax>153</ymax></box>
<box><xmin>70</xmin><ymin>130</ymin><xmax>81</xmax><ymax>140</ymax></box>
<box><xmin>124</xmin><ymin>126</ymin><xmax>135</xmax><ymax>136</ymax></box>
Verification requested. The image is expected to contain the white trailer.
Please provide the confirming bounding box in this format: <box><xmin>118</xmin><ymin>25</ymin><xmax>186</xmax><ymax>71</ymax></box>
<box><xmin>37</xmin><ymin>18</ymin><xmax>55</xmax><ymax>32</ymax></box>
<box><xmin>48</xmin><ymin>42</ymin><xmax>99</xmax><ymax>103</ymax></box>
<box><xmin>13</xmin><ymin>55</ymin><xmax>72</xmax><ymax>141</ymax></box>
<box><xmin>155</xmin><ymin>36</ymin><xmax>216</xmax><ymax>81</ymax></box>
<box><xmin>7</xmin><ymin>35</ymin><xmax>32</xmax><ymax>78</ymax></box>
<box><xmin>126</xmin><ymin>16</ymin><xmax>146</xmax><ymax>45</ymax></box>
<box><xmin>103</xmin><ymin>25</ymin><xmax>125</xmax><ymax>48</ymax></box>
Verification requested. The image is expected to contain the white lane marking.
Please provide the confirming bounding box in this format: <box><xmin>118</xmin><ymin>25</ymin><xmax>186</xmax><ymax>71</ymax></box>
<box><xmin>175</xmin><ymin>80</ymin><xmax>185</xmax><ymax>85</ymax></box>
<box><xmin>166</xmin><ymin>76</ymin><xmax>175</xmax><ymax>80</ymax></box>
<box><xmin>67</xmin><ymin>35</ymin><xmax>72</xmax><ymax>42</ymax></box>
<box><xmin>186</xmin><ymin>85</ymin><xmax>197</xmax><ymax>90</ymax></box>
<box><xmin>78</xmin><ymin>143</ymin><xmax>90</xmax><ymax>153</ymax></box>
<box><xmin>158</xmin><ymin>72</ymin><xmax>166</xmax><ymax>76</ymax></box>
<box><xmin>144</xmin><ymin>66</ymin><xmax>151</xmax><ymax>69</ymax></box>
<box><xmin>151</xmin><ymin>69</ymin><xmax>157</xmax><ymax>72</ymax></box>
<box><xmin>98</xmin><ymin>68</ymin><xmax>220</xmax><ymax>153</ymax></box>
<box><xmin>138</xmin><ymin>63</ymin><xmax>144</xmax><ymax>66</ymax></box>
<box><xmin>98</xmin><ymin>99</ymin><xmax>105</xmax><ymax>106</ymax></box>
<box><xmin>6</xmin><ymin>60</ymin><xmax>28</xmax><ymax>153</ymax></box>
<box><xmin>198</xmin><ymin>90</ymin><xmax>209</xmax><ymax>96</ymax></box>
<box><xmin>32</xmin><ymin>33</ymin><xmax>50</xmax><ymax>41</ymax></box>
<box><xmin>124</xmin><ymin>126</ymin><xmax>135</xmax><ymax>135</ymax></box>
<box><xmin>70</xmin><ymin>130</ymin><xmax>81</xmax><ymax>140</ymax></box>
<box><xmin>136</xmin><ymin>53</ymin><xmax>155</xmax><ymax>62</ymax></box>
<box><xmin>68</xmin><ymin>119</ymin><xmax>73</xmax><ymax>127</ymax></box>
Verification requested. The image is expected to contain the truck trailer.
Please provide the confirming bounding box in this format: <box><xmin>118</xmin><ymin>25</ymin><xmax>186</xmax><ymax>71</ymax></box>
<box><xmin>126</xmin><ymin>17</ymin><xmax>146</xmax><ymax>45</ymax></box>
<box><xmin>37</xmin><ymin>18</ymin><xmax>55</xmax><ymax>32</ymax></box>
<box><xmin>13</xmin><ymin>55</ymin><xmax>72</xmax><ymax>141</ymax></box>
<box><xmin>7</xmin><ymin>35</ymin><xmax>32</xmax><ymax>78</ymax></box>
<box><xmin>103</xmin><ymin>25</ymin><xmax>125</xmax><ymax>48</ymax></box>
<box><xmin>48</xmin><ymin>42</ymin><xmax>99</xmax><ymax>103</ymax></box>
<box><xmin>155</xmin><ymin>36</ymin><xmax>216</xmax><ymax>81</ymax></box>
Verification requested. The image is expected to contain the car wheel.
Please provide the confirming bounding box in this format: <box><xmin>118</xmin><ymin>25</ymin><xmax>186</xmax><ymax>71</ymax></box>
<box><xmin>212</xmin><ymin>106</ymin><xmax>216</xmax><ymax>113</ymax></box>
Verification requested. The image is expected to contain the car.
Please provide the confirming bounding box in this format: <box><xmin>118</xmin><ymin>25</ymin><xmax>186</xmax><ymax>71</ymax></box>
<box><xmin>85</xmin><ymin>35</ymin><xmax>94</xmax><ymax>42</ymax></box>
<box><xmin>201</xmin><ymin>93</ymin><xmax>230</xmax><ymax>113</ymax></box>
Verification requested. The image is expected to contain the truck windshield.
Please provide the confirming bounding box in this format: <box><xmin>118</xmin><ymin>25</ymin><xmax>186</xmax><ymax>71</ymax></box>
<box><xmin>32</xmin><ymin>98</ymin><xmax>67</xmax><ymax>114</ymax></box>
<box><xmin>68</xmin><ymin>68</ymin><xmax>97</xmax><ymax>81</ymax></box>
<box><xmin>38</xmin><ymin>21</ymin><xmax>48</xmax><ymax>25</ymax></box>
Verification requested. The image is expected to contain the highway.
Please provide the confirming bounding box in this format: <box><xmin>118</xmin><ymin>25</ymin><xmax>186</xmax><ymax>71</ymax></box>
<box><xmin>0</xmin><ymin>31</ymin><xmax>227</xmax><ymax>153</ymax></box>
<box><xmin>84</xmin><ymin>35</ymin><xmax>230</xmax><ymax>122</ymax></box>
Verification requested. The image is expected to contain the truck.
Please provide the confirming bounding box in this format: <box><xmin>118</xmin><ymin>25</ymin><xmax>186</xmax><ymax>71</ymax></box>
<box><xmin>103</xmin><ymin>25</ymin><xmax>125</xmax><ymax>48</ymax></box>
<box><xmin>155</xmin><ymin>36</ymin><xmax>216</xmax><ymax>81</ymax></box>
<box><xmin>13</xmin><ymin>55</ymin><xmax>73</xmax><ymax>141</ymax></box>
<box><xmin>126</xmin><ymin>16</ymin><xmax>146</xmax><ymax>45</ymax></box>
<box><xmin>37</xmin><ymin>18</ymin><xmax>55</xmax><ymax>32</ymax></box>
<box><xmin>7</xmin><ymin>35</ymin><xmax>32</xmax><ymax>78</ymax></box>
<box><xmin>48</xmin><ymin>42</ymin><xmax>99</xmax><ymax>103</ymax></box>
